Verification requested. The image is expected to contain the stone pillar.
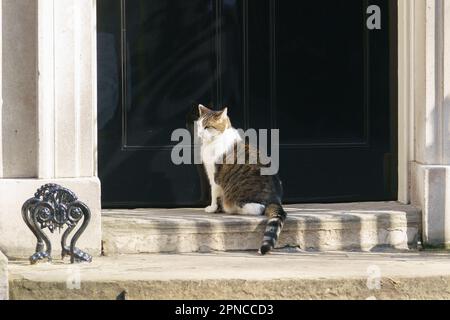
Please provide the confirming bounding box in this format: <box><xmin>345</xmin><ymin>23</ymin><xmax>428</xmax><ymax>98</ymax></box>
<box><xmin>0</xmin><ymin>251</ymin><xmax>7</xmax><ymax>300</ymax></box>
<box><xmin>0</xmin><ymin>0</ymin><xmax>101</xmax><ymax>258</ymax></box>
<box><xmin>0</xmin><ymin>1</ymin><xmax>8</xmax><ymax>299</ymax></box>
<box><xmin>411</xmin><ymin>0</ymin><xmax>450</xmax><ymax>248</ymax></box>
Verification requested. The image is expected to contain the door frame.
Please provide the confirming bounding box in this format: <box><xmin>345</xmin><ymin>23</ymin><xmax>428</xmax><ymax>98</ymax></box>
<box><xmin>95</xmin><ymin>0</ymin><xmax>414</xmax><ymax>205</ymax></box>
<box><xmin>397</xmin><ymin>0</ymin><xmax>415</xmax><ymax>204</ymax></box>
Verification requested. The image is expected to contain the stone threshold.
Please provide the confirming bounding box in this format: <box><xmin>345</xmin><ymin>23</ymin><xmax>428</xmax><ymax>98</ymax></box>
<box><xmin>8</xmin><ymin>251</ymin><xmax>450</xmax><ymax>300</ymax></box>
<box><xmin>102</xmin><ymin>202</ymin><xmax>421</xmax><ymax>255</ymax></box>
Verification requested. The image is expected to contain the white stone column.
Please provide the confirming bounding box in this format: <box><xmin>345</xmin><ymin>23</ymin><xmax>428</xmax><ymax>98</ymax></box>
<box><xmin>0</xmin><ymin>0</ymin><xmax>2</xmax><ymax>179</ymax></box>
<box><xmin>411</xmin><ymin>0</ymin><xmax>450</xmax><ymax>248</ymax></box>
<box><xmin>0</xmin><ymin>0</ymin><xmax>101</xmax><ymax>258</ymax></box>
<box><xmin>0</xmin><ymin>4</ymin><xmax>9</xmax><ymax>293</ymax></box>
<box><xmin>1</xmin><ymin>0</ymin><xmax>38</xmax><ymax>178</ymax></box>
<box><xmin>38</xmin><ymin>0</ymin><xmax>98</xmax><ymax>179</ymax></box>
<box><xmin>0</xmin><ymin>251</ymin><xmax>7</xmax><ymax>300</ymax></box>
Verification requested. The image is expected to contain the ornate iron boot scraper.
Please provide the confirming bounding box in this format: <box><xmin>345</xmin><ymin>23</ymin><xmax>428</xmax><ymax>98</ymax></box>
<box><xmin>22</xmin><ymin>184</ymin><xmax>93</xmax><ymax>264</ymax></box>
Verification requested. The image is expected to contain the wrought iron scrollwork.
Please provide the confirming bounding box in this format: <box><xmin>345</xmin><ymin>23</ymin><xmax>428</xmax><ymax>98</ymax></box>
<box><xmin>22</xmin><ymin>184</ymin><xmax>93</xmax><ymax>264</ymax></box>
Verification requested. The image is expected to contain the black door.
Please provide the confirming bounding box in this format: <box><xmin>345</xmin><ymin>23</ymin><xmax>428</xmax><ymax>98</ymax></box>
<box><xmin>98</xmin><ymin>0</ymin><xmax>397</xmax><ymax>208</ymax></box>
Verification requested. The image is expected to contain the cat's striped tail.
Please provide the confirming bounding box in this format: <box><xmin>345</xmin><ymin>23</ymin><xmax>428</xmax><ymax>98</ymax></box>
<box><xmin>260</xmin><ymin>203</ymin><xmax>287</xmax><ymax>255</ymax></box>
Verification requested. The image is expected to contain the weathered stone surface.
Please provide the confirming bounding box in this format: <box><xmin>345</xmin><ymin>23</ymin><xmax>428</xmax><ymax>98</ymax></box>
<box><xmin>412</xmin><ymin>163</ymin><xmax>450</xmax><ymax>248</ymax></box>
<box><xmin>0</xmin><ymin>0</ymin><xmax>100</xmax><ymax>261</ymax></box>
<box><xmin>0</xmin><ymin>251</ymin><xmax>8</xmax><ymax>300</ymax></box>
<box><xmin>0</xmin><ymin>178</ymin><xmax>102</xmax><ymax>259</ymax></box>
<box><xmin>8</xmin><ymin>252</ymin><xmax>450</xmax><ymax>300</ymax></box>
<box><xmin>1</xmin><ymin>0</ymin><xmax>38</xmax><ymax>178</ymax></box>
<box><xmin>102</xmin><ymin>202</ymin><xmax>421</xmax><ymax>255</ymax></box>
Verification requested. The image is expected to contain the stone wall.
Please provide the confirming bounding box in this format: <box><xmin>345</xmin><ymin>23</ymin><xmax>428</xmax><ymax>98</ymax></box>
<box><xmin>0</xmin><ymin>0</ymin><xmax>101</xmax><ymax>258</ymax></box>
<box><xmin>1</xmin><ymin>0</ymin><xmax>38</xmax><ymax>178</ymax></box>
<box><xmin>410</xmin><ymin>0</ymin><xmax>450</xmax><ymax>248</ymax></box>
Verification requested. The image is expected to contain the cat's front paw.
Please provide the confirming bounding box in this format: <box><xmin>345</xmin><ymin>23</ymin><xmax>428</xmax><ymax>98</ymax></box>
<box><xmin>205</xmin><ymin>204</ymin><xmax>218</xmax><ymax>213</ymax></box>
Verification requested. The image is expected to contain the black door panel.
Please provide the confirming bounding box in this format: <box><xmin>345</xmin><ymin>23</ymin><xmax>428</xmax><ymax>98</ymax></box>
<box><xmin>98</xmin><ymin>0</ymin><xmax>397</xmax><ymax>208</ymax></box>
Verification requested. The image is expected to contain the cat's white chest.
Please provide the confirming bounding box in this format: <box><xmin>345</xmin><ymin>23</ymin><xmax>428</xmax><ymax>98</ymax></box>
<box><xmin>200</xmin><ymin>128</ymin><xmax>242</xmax><ymax>184</ymax></box>
<box><xmin>201</xmin><ymin>144</ymin><xmax>218</xmax><ymax>183</ymax></box>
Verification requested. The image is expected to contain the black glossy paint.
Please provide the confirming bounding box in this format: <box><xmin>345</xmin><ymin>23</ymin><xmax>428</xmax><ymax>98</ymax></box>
<box><xmin>98</xmin><ymin>0</ymin><xmax>397</xmax><ymax>208</ymax></box>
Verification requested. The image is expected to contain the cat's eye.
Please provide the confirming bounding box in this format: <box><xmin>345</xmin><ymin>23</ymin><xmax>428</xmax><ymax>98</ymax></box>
<box><xmin>205</xmin><ymin>126</ymin><xmax>213</xmax><ymax>130</ymax></box>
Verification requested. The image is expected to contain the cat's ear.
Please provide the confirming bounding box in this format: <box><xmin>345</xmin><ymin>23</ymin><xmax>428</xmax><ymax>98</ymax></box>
<box><xmin>220</xmin><ymin>107</ymin><xmax>228</xmax><ymax>119</ymax></box>
<box><xmin>198</xmin><ymin>104</ymin><xmax>211</xmax><ymax>117</ymax></box>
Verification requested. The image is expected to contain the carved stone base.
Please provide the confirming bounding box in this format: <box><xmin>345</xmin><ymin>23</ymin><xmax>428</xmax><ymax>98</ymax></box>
<box><xmin>22</xmin><ymin>184</ymin><xmax>93</xmax><ymax>264</ymax></box>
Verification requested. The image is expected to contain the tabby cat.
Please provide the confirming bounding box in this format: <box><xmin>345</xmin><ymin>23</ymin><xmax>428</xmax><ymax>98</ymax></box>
<box><xmin>196</xmin><ymin>104</ymin><xmax>287</xmax><ymax>255</ymax></box>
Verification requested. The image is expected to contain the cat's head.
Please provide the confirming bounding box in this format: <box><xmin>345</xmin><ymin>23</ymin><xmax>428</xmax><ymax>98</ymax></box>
<box><xmin>196</xmin><ymin>104</ymin><xmax>231</xmax><ymax>142</ymax></box>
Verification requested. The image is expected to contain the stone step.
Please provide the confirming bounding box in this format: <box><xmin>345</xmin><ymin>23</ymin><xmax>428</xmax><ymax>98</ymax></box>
<box><xmin>8</xmin><ymin>251</ymin><xmax>450</xmax><ymax>300</ymax></box>
<box><xmin>102</xmin><ymin>202</ymin><xmax>421</xmax><ymax>255</ymax></box>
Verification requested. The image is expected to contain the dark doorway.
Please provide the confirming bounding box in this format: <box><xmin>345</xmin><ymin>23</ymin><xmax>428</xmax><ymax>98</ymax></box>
<box><xmin>97</xmin><ymin>0</ymin><xmax>397</xmax><ymax>208</ymax></box>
